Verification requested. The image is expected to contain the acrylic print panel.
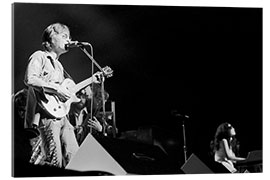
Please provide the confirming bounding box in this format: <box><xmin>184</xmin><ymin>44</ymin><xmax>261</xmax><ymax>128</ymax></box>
<box><xmin>12</xmin><ymin>2</ymin><xmax>262</xmax><ymax>177</ymax></box>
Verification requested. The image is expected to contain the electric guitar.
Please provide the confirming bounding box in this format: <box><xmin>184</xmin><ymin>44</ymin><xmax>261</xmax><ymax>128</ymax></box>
<box><xmin>39</xmin><ymin>66</ymin><xmax>113</xmax><ymax>119</ymax></box>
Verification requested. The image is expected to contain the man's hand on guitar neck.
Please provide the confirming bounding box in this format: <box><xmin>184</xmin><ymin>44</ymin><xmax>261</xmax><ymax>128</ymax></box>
<box><xmin>92</xmin><ymin>71</ymin><xmax>105</xmax><ymax>83</ymax></box>
<box><xmin>91</xmin><ymin>66</ymin><xmax>113</xmax><ymax>83</ymax></box>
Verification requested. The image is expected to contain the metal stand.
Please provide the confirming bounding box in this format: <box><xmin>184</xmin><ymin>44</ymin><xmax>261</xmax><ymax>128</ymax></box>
<box><xmin>79</xmin><ymin>45</ymin><xmax>108</xmax><ymax>136</ymax></box>
<box><xmin>182</xmin><ymin>119</ymin><xmax>187</xmax><ymax>163</ymax></box>
<box><xmin>100</xmin><ymin>76</ymin><xmax>107</xmax><ymax>136</ymax></box>
<box><xmin>172</xmin><ymin>111</ymin><xmax>189</xmax><ymax>163</ymax></box>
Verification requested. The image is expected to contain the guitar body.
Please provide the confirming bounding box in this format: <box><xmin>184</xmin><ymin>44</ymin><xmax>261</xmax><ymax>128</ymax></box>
<box><xmin>41</xmin><ymin>94</ymin><xmax>70</xmax><ymax>119</ymax></box>
<box><xmin>40</xmin><ymin>79</ymin><xmax>80</xmax><ymax>119</ymax></box>
<box><xmin>39</xmin><ymin>66</ymin><xmax>113</xmax><ymax>119</ymax></box>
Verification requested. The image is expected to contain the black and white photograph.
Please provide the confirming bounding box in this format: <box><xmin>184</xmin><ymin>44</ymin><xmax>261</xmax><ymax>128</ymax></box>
<box><xmin>10</xmin><ymin>1</ymin><xmax>263</xmax><ymax>178</ymax></box>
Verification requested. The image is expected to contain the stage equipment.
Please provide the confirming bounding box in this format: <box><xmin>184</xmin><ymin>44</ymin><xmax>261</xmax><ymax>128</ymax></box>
<box><xmin>181</xmin><ymin>154</ymin><xmax>213</xmax><ymax>174</ymax></box>
<box><xmin>66</xmin><ymin>134</ymin><xmax>182</xmax><ymax>175</ymax></box>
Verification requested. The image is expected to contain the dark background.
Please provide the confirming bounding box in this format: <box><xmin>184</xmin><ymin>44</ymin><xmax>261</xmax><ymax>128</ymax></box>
<box><xmin>13</xmin><ymin>3</ymin><xmax>262</xmax><ymax>167</ymax></box>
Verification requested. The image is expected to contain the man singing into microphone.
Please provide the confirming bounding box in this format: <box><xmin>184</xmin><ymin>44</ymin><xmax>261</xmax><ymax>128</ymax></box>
<box><xmin>24</xmin><ymin>23</ymin><xmax>100</xmax><ymax>167</ymax></box>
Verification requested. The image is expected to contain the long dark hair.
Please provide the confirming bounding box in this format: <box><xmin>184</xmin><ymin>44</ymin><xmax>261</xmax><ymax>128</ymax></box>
<box><xmin>213</xmin><ymin>122</ymin><xmax>235</xmax><ymax>151</ymax></box>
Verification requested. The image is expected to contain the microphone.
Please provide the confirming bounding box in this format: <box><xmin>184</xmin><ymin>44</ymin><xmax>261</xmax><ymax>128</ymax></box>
<box><xmin>65</xmin><ymin>41</ymin><xmax>90</xmax><ymax>49</ymax></box>
<box><xmin>171</xmin><ymin>110</ymin><xmax>190</xmax><ymax>119</ymax></box>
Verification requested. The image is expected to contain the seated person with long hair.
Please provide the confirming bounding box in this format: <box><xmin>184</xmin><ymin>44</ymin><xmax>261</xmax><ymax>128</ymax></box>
<box><xmin>213</xmin><ymin>122</ymin><xmax>246</xmax><ymax>173</ymax></box>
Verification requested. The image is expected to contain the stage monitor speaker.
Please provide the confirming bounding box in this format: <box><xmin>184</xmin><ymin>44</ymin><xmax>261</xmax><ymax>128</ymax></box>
<box><xmin>66</xmin><ymin>134</ymin><xmax>127</xmax><ymax>175</ymax></box>
<box><xmin>67</xmin><ymin>134</ymin><xmax>182</xmax><ymax>175</ymax></box>
<box><xmin>95</xmin><ymin>135</ymin><xmax>183</xmax><ymax>175</ymax></box>
<box><xmin>181</xmin><ymin>154</ymin><xmax>213</xmax><ymax>174</ymax></box>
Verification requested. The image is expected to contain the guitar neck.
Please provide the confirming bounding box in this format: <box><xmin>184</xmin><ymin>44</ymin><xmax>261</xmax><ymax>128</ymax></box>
<box><xmin>72</xmin><ymin>77</ymin><xmax>94</xmax><ymax>94</ymax></box>
<box><xmin>69</xmin><ymin>67</ymin><xmax>112</xmax><ymax>94</ymax></box>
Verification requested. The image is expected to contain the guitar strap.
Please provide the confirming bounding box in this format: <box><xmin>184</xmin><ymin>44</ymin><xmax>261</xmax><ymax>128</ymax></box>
<box><xmin>64</xmin><ymin>69</ymin><xmax>73</xmax><ymax>81</ymax></box>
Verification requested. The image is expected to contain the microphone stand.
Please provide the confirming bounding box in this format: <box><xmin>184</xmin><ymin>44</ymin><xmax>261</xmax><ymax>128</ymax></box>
<box><xmin>79</xmin><ymin>44</ymin><xmax>104</xmax><ymax>73</ymax></box>
<box><xmin>79</xmin><ymin>45</ymin><xmax>107</xmax><ymax>136</ymax></box>
<box><xmin>100</xmin><ymin>76</ymin><xmax>107</xmax><ymax>136</ymax></box>
<box><xmin>182</xmin><ymin>118</ymin><xmax>187</xmax><ymax>163</ymax></box>
<box><xmin>174</xmin><ymin>113</ymin><xmax>188</xmax><ymax>163</ymax></box>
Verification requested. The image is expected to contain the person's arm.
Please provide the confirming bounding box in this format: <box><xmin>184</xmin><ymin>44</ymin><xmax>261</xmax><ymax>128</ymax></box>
<box><xmin>222</xmin><ymin>139</ymin><xmax>246</xmax><ymax>161</ymax></box>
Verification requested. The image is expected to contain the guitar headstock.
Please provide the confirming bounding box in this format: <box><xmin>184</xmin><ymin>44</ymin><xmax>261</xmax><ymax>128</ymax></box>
<box><xmin>102</xmin><ymin>66</ymin><xmax>113</xmax><ymax>78</ymax></box>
